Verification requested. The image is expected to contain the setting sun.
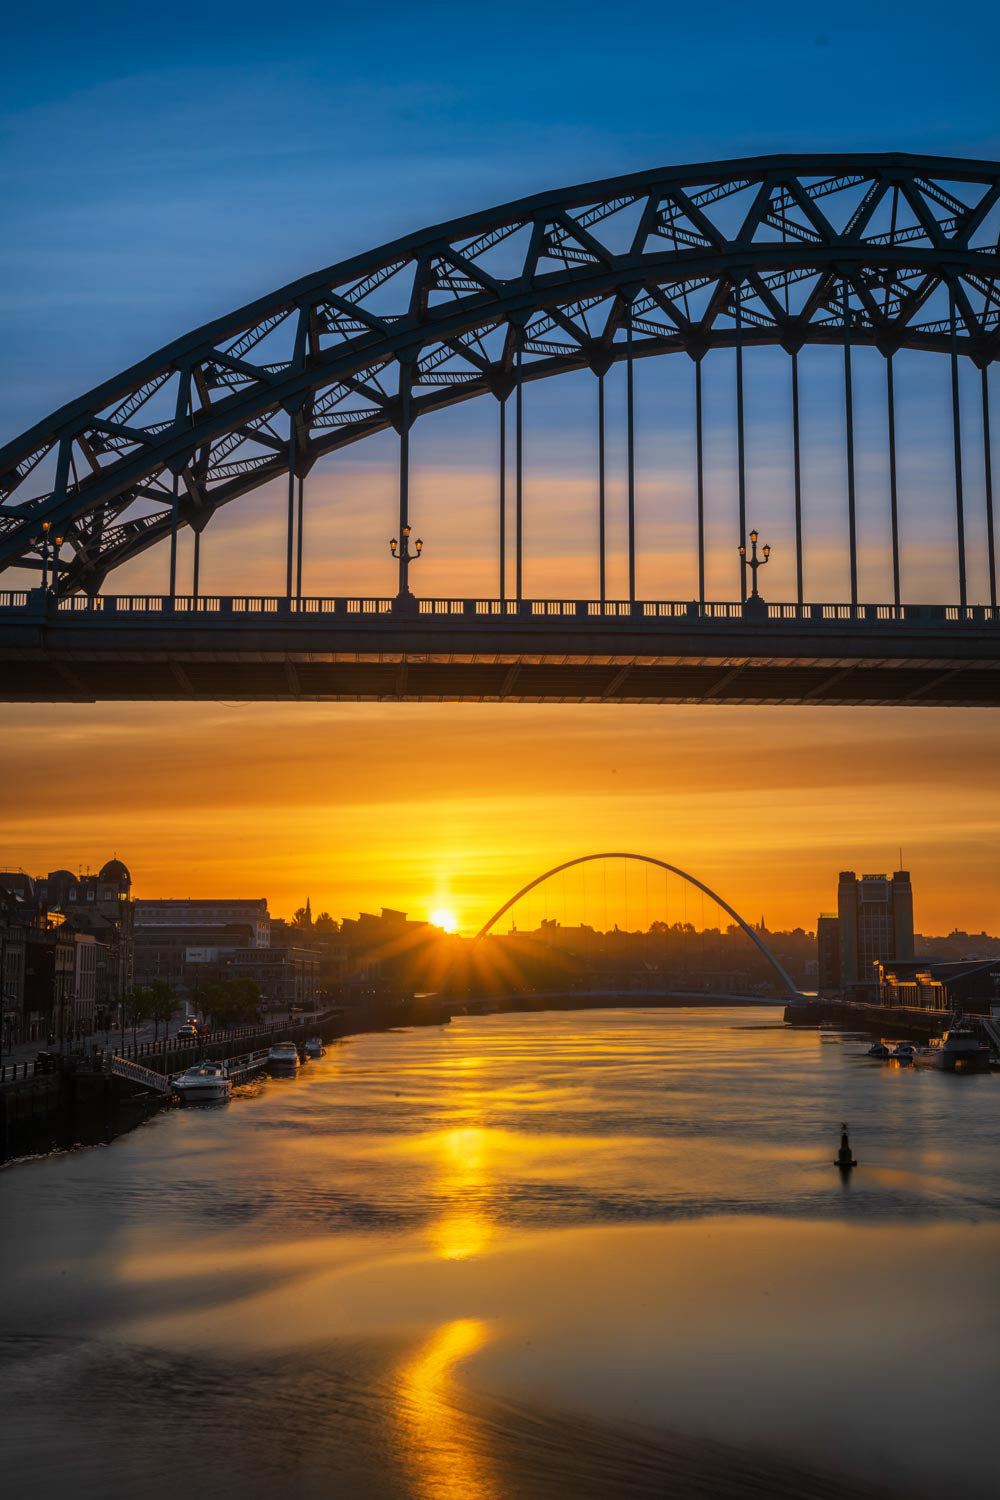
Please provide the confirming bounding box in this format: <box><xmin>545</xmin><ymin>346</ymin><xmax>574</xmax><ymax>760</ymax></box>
<box><xmin>429</xmin><ymin>906</ymin><xmax>459</xmax><ymax>932</ymax></box>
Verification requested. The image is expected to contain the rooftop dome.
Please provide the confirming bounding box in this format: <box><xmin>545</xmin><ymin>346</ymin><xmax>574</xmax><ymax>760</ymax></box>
<box><xmin>48</xmin><ymin>869</ymin><xmax>78</xmax><ymax>883</ymax></box>
<box><xmin>99</xmin><ymin>858</ymin><xmax>131</xmax><ymax>885</ymax></box>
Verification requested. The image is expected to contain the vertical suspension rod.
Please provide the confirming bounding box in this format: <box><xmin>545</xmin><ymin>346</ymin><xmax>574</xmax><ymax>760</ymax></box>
<box><xmin>626</xmin><ymin>302</ymin><xmax>636</xmax><ymax>604</ymax></box>
<box><xmin>949</xmin><ymin>287</ymin><xmax>967</xmax><ymax>610</ymax></box>
<box><xmin>192</xmin><ymin>531</ymin><xmax>201</xmax><ymax>600</ymax></box>
<box><xmin>886</xmin><ymin>354</ymin><xmax>901</xmax><ymax>611</ymax></box>
<box><xmin>791</xmin><ymin>351</ymin><xmax>803</xmax><ymax>608</ymax></box>
<box><xmin>735</xmin><ymin>287</ymin><xmax>746</xmax><ymax>602</ymax></box>
<box><xmin>983</xmin><ymin>367</ymin><xmax>997</xmax><ymax>611</ymax></box>
<box><xmin>695</xmin><ymin>358</ymin><xmax>705</xmax><ymax>606</ymax></box>
<box><xmin>398</xmin><ymin>366</ymin><xmax>411</xmax><ymax>597</ymax></box>
<box><xmin>286</xmin><ymin>416</ymin><xmax>296</xmax><ymax>601</ymax></box>
<box><xmin>169</xmin><ymin>383</ymin><xmax>188</xmax><ymax>606</ymax></box>
<box><xmin>295</xmin><ymin>474</ymin><xmax>305</xmax><ymax>603</ymax></box>
<box><xmin>598</xmin><ymin>370</ymin><xmax>607</xmax><ymax>604</ymax></box>
<box><xmin>168</xmin><ymin>468</ymin><xmax>179</xmax><ymax>603</ymax></box>
<box><xmin>515</xmin><ymin>329</ymin><xmax>523</xmax><ymax>604</ymax></box>
<box><xmin>843</xmin><ymin>280</ymin><xmax>858</xmax><ymax>609</ymax></box>
<box><xmin>498</xmin><ymin>392</ymin><xmax>506</xmax><ymax>600</ymax></box>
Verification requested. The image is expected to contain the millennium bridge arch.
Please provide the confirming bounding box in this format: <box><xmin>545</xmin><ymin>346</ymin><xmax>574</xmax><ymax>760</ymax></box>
<box><xmin>1</xmin><ymin>153</ymin><xmax>1000</xmax><ymax>704</ymax></box>
<box><xmin>474</xmin><ymin>851</ymin><xmax>802</xmax><ymax>1001</ymax></box>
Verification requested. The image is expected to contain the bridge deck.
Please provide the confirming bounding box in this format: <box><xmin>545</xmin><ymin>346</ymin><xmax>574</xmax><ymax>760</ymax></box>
<box><xmin>1</xmin><ymin>594</ymin><xmax>998</xmax><ymax>705</ymax></box>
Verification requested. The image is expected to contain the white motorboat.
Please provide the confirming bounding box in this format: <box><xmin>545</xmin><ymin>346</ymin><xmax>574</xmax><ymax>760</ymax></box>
<box><xmin>867</xmin><ymin>1041</ymin><xmax>891</xmax><ymax>1059</ymax></box>
<box><xmin>267</xmin><ymin>1040</ymin><xmax>300</xmax><ymax>1072</ymax></box>
<box><xmin>913</xmin><ymin>1018</ymin><xmax>990</xmax><ymax>1073</ymax></box>
<box><xmin>890</xmin><ymin>1042</ymin><xmax>916</xmax><ymax>1063</ymax></box>
<box><xmin>304</xmin><ymin>1037</ymin><xmax>326</xmax><ymax>1059</ymax></box>
<box><xmin>173</xmin><ymin>1060</ymin><xmax>231</xmax><ymax>1104</ymax></box>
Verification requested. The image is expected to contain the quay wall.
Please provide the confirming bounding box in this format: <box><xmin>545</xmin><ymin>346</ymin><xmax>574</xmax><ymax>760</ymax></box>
<box><xmin>459</xmin><ymin>990</ymin><xmax>779</xmax><ymax>1014</ymax></box>
<box><xmin>783</xmin><ymin>999</ymin><xmax>948</xmax><ymax>1039</ymax></box>
<box><xmin>0</xmin><ymin>1068</ymin><xmax>163</xmax><ymax>1164</ymax></box>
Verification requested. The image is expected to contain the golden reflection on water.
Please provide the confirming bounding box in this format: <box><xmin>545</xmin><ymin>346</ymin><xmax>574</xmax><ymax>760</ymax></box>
<box><xmin>395</xmin><ymin>1318</ymin><xmax>498</xmax><ymax>1500</ymax></box>
<box><xmin>430</xmin><ymin>1125</ymin><xmax>492</xmax><ymax>1261</ymax></box>
<box><xmin>428</xmin><ymin>1053</ymin><xmax>497</xmax><ymax>1262</ymax></box>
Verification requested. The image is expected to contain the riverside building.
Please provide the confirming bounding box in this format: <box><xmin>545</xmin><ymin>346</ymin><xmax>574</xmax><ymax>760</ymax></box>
<box><xmin>0</xmin><ymin>858</ymin><xmax>132</xmax><ymax>1040</ymax></box>
<box><xmin>815</xmin><ymin>869</ymin><xmax>914</xmax><ymax>999</ymax></box>
<box><xmin>135</xmin><ymin>898</ymin><xmax>270</xmax><ymax>947</ymax></box>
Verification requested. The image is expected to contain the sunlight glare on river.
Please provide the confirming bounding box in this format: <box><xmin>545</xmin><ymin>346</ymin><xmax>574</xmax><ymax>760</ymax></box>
<box><xmin>1</xmin><ymin>1008</ymin><xmax>998</xmax><ymax>1500</ymax></box>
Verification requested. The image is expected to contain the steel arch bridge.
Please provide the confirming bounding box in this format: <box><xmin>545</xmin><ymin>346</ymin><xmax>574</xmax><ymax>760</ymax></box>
<box><xmin>1</xmin><ymin>152</ymin><xmax>1000</xmax><ymax>704</ymax></box>
<box><xmin>474</xmin><ymin>851</ymin><xmax>801</xmax><ymax>1000</ymax></box>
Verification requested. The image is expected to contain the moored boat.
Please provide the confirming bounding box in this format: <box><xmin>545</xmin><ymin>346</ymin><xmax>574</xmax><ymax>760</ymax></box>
<box><xmin>304</xmin><ymin>1037</ymin><xmax>326</xmax><ymax>1059</ymax></box>
<box><xmin>889</xmin><ymin>1042</ymin><xmax>916</xmax><ymax>1063</ymax></box>
<box><xmin>267</xmin><ymin>1040</ymin><xmax>300</xmax><ymax>1072</ymax></box>
<box><xmin>913</xmin><ymin>1018</ymin><xmax>990</xmax><ymax>1073</ymax></box>
<box><xmin>867</xmin><ymin>1041</ymin><xmax>891</xmax><ymax>1059</ymax></box>
<box><xmin>173</xmin><ymin>1060</ymin><xmax>231</xmax><ymax>1104</ymax></box>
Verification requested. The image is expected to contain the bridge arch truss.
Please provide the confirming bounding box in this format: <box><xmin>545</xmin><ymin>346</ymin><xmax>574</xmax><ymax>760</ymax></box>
<box><xmin>1</xmin><ymin>152</ymin><xmax>999</xmax><ymax>605</ymax></box>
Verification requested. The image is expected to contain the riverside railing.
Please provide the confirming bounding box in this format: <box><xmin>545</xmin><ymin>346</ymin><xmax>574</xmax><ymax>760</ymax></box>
<box><xmin>110</xmin><ymin>1007</ymin><xmax>345</xmax><ymax>1067</ymax></box>
<box><xmin>0</xmin><ymin>1058</ymin><xmax>44</xmax><ymax>1084</ymax></box>
<box><xmin>1</xmin><ymin>1009</ymin><xmax>344</xmax><ymax>1086</ymax></box>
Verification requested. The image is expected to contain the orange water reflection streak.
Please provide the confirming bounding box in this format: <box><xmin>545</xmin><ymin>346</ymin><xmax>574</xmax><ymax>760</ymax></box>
<box><xmin>394</xmin><ymin>1317</ymin><xmax>498</xmax><ymax>1500</ymax></box>
<box><xmin>427</xmin><ymin>1054</ymin><xmax>495</xmax><ymax>1263</ymax></box>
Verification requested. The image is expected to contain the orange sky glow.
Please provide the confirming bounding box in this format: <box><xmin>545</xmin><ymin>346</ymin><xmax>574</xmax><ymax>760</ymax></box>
<box><xmin>2</xmin><ymin>699</ymin><xmax>997</xmax><ymax>936</ymax></box>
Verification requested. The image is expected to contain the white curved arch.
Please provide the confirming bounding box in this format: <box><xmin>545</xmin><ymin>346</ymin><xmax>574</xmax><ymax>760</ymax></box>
<box><xmin>475</xmin><ymin>851</ymin><xmax>802</xmax><ymax>999</ymax></box>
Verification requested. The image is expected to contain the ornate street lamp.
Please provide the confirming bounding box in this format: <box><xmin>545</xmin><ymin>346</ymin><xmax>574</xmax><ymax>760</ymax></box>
<box><xmin>33</xmin><ymin>520</ymin><xmax>53</xmax><ymax>592</ymax></box>
<box><xmin>389</xmin><ymin>524</ymin><xmax>424</xmax><ymax>599</ymax></box>
<box><xmin>738</xmin><ymin>528</ymin><xmax>770</xmax><ymax>600</ymax></box>
<box><xmin>29</xmin><ymin>520</ymin><xmax>64</xmax><ymax>597</ymax></box>
<box><xmin>51</xmin><ymin>532</ymin><xmax>64</xmax><ymax>603</ymax></box>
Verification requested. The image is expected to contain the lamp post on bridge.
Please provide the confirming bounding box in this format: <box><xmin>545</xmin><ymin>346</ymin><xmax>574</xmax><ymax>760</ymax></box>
<box><xmin>738</xmin><ymin>529</ymin><xmax>770</xmax><ymax>621</ymax></box>
<box><xmin>31</xmin><ymin>520</ymin><xmax>64</xmax><ymax>600</ymax></box>
<box><xmin>389</xmin><ymin>526</ymin><xmax>423</xmax><ymax>611</ymax></box>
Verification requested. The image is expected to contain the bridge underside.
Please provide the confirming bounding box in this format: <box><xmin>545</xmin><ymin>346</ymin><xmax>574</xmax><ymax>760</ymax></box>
<box><xmin>2</xmin><ymin>611</ymin><xmax>998</xmax><ymax>704</ymax></box>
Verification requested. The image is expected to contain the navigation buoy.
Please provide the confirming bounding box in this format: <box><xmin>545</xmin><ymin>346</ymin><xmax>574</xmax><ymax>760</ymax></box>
<box><xmin>835</xmin><ymin>1122</ymin><xmax>857</xmax><ymax>1171</ymax></box>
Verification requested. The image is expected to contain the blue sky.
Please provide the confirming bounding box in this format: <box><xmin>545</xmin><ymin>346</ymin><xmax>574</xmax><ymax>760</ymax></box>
<box><xmin>3</xmin><ymin>1</ymin><xmax>999</xmax><ymax>428</ymax></box>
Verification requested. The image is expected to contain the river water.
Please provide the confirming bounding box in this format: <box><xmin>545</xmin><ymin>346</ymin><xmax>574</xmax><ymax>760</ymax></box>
<box><xmin>1</xmin><ymin>1007</ymin><xmax>998</xmax><ymax>1499</ymax></box>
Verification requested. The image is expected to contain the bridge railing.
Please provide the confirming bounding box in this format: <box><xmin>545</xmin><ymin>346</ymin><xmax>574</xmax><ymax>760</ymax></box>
<box><xmin>4</xmin><ymin>592</ymin><xmax>999</xmax><ymax>624</ymax></box>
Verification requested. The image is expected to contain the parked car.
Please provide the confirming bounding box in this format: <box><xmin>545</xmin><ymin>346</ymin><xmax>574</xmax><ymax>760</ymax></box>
<box><xmin>175</xmin><ymin>1023</ymin><xmax>199</xmax><ymax>1040</ymax></box>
